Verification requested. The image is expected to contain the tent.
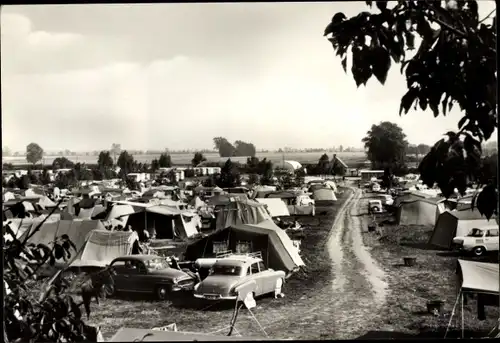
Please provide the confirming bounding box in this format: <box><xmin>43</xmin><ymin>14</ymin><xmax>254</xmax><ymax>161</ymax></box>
<box><xmin>445</xmin><ymin>260</ymin><xmax>499</xmax><ymax>338</ymax></box>
<box><xmin>397</xmin><ymin>198</ymin><xmax>443</xmax><ymax>227</ymax></box>
<box><xmin>323</xmin><ymin>180</ymin><xmax>337</xmax><ymax>192</ymax></box>
<box><xmin>70</xmin><ymin>230</ymin><xmax>140</xmax><ymax>268</ymax></box>
<box><xmin>190</xmin><ymin>196</ymin><xmax>206</xmax><ymax>210</ymax></box>
<box><xmin>38</xmin><ymin>196</ymin><xmax>57</xmax><ymax>209</ymax></box>
<box><xmin>215</xmin><ymin>200</ymin><xmax>272</xmax><ymax>231</ymax></box>
<box><xmin>126</xmin><ymin>206</ymin><xmax>200</xmax><ymax>239</ymax></box>
<box><xmin>312</xmin><ymin>188</ymin><xmax>337</xmax><ymax>203</ymax></box>
<box><xmin>255</xmin><ymin>198</ymin><xmax>290</xmax><ymax>217</ymax></box>
<box><xmin>24</xmin><ymin>219</ymin><xmax>105</xmax><ymax>264</ymax></box>
<box><xmin>105</xmin><ymin>204</ymin><xmax>137</xmax><ymax>227</ymax></box>
<box><xmin>77</xmin><ymin>205</ymin><xmax>107</xmax><ymax>220</ymax></box>
<box><xmin>429</xmin><ymin>210</ymin><xmax>498</xmax><ymax>249</ymax></box>
<box><xmin>207</xmin><ymin>194</ymin><xmax>249</xmax><ymax>207</ymax></box>
<box><xmin>185</xmin><ymin>219</ymin><xmax>305</xmax><ymax>274</ymax></box>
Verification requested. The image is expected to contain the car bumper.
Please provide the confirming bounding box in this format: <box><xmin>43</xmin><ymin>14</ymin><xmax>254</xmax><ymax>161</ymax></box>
<box><xmin>171</xmin><ymin>284</ymin><xmax>195</xmax><ymax>292</ymax></box>
<box><xmin>193</xmin><ymin>293</ymin><xmax>237</xmax><ymax>300</ymax></box>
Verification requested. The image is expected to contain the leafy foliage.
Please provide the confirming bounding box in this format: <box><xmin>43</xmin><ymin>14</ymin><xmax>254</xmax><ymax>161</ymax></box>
<box><xmin>97</xmin><ymin>151</ymin><xmax>114</xmax><ymax>169</ymax></box>
<box><xmin>191</xmin><ymin>152</ymin><xmax>207</xmax><ymax>167</ymax></box>
<box><xmin>216</xmin><ymin>159</ymin><xmax>241</xmax><ymax>188</ymax></box>
<box><xmin>52</xmin><ymin>157</ymin><xmax>75</xmax><ymax>170</ymax></box>
<box><xmin>3</xmin><ymin>204</ymin><xmax>110</xmax><ymax>342</ymax></box>
<box><xmin>213</xmin><ymin>137</ymin><xmax>257</xmax><ymax>157</ymax></box>
<box><xmin>26</xmin><ymin>143</ymin><xmax>44</xmax><ymax>165</ymax></box>
<box><xmin>117</xmin><ymin>151</ymin><xmax>135</xmax><ymax>175</ymax></box>
<box><xmin>158</xmin><ymin>153</ymin><xmax>172</xmax><ymax>168</ymax></box>
<box><xmin>325</xmin><ymin>1</ymin><xmax>497</xmax><ymax>218</ymax></box>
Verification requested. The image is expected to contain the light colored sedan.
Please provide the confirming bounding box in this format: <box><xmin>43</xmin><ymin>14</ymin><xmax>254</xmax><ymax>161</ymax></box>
<box><xmin>193</xmin><ymin>255</ymin><xmax>286</xmax><ymax>301</ymax></box>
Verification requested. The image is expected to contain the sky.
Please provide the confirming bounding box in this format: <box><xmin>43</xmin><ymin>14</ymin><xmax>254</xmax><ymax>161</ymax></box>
<box><xmin>1</xmin><ymin>1</ymin><xmax>497</xmax><ymax>152</ymax></box>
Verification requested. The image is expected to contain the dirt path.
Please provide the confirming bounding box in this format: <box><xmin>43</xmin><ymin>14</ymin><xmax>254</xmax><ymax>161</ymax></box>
<box><xmin>324</xmin><ymin>187</ymin><xmax>389</xmax><ymax>337</ymax></box>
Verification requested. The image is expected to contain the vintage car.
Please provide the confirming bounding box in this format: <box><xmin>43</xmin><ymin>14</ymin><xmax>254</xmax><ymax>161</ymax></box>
<box><xmin>368</xmin><ymin>200</ymin><xmax>383</xmax><ymax>214</ymax></box>
<box><xmin>108</xmin><ymin>255</ymin><xmax>198</xmax><ymax>300</ymax></box>
<box><xmin>193</xmin><ymin>252</ymin><xmax>286</xmax><ymax>301</ymax></box>
<box><xmin>452</xmin><ymin>226</ymin><xmax>499</xmax><ymax>256</ymax></box>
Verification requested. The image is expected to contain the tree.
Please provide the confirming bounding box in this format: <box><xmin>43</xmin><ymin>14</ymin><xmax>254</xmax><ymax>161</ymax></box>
<box><xmin>192</xmin><ymin>152</ymin><xmax>207</xmax><ymax>167</ymax></box>
<box><xmin>52</xmin><ymin>157</ymin><xmax>74</xmax><ymax>170</ymax></box>
<box><xmin>28</xmin><ymin>171</ymin><xmax>40</xmax><ymax>185</ymax></box>
<box><xmin>324</xmin><ymin>1</ymin><xmax>497</xmax><ymax>218</ymax></box>
<box><xmin>3</xmin><ymin>207</ymin><xmax>112</xmax><ymax>342</ymax></box>
<box><xmin>3</xmin><ymin>146</ymin><xmax>12</xmax><ymax>156</ymax></box>
<box><xmin>331</xmin><ymin>155</ymin><xmax>347</xmax><ymax>176</ymax></box>
<box><xmin>17</xmin><ymin>175</ymin><xmax>30</xmax><ymax>190</ymax></box>
<box><xmin>158</xmin><ymin>153</ymin><xmax>172</xmax><ymax>168</ymax></box>
<box><xmin>26</xmin><ymin>143</ymin><xmax>44</xmax><ymax>165</ymax></box>
<box><xmin>97</xmin><ymin>151</ymin><xmax>114</xmax><ymax>169</ymax></box>
<box><xmin>416</xmin><ymin>144</ymin><xmax>431</xmax><ymax>156</ymax></box>
<box><xmin>111</xmin><ymin>143</ymin><xmax>121</xmax><ymax>164</ymax></box>
<box><xmin>248</xmin><ymin>174</ymin><xmax>260</xmax><ymax>185</ymax></box>
<box><xmin>213</xmin><ymin>137</ymin><xmax>235</xmax><ymax>157</ymax></box>
<box><xmin>40</xmin><ymin>168</ymin><xmax>52</xmax><ymax>186</ymax></box>
<box><xmin>259</xmin><ymin>159</ymin><xmax>274</xmax><ymax>185</ymax></box>
<box><xmin>362</xmin><ymin>122</ymin><xmax>408</xmax><ymax>173</ymax></box>
<box><xmin>3</xmin><ymin>162</ymin><xmax>14</xmax><ymax>170</ymax></box>
<box><xmin>117</xmin><ymin>151</ymin><xmax>135</xmax><ymax>175</ymax></box>
<box><xmin>151</xmin><ymin>159</ymin><xmax>160</xmax><ymax>173</ymax></box>
<box><xmin>234</xmin><ymin>140</ymin><xmax>257</xmax><ymax>157</ymax></box>
<box><xmin>216</xmin><ymin>159</ymin><xmax>241</xmax><ymax>188</ymax></box>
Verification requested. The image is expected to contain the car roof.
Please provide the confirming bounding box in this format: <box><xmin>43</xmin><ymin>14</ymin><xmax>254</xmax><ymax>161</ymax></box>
<box><xmin>216</xmin><ymin>256</ymin><xmax>262</xmax><ymax>266</ymax></box>
<box><xmin>112</xmin><ymin>255</ymin><xmax>161</xmax><ymax>262</ymax></box>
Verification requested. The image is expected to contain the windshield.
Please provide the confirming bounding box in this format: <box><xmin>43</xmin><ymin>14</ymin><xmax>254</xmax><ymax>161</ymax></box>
<box><xmin>467</xmin><ymin>228</ymin><xmax>484</xmax><ymax>237</ymax></box>
<box><xmin>145</xmin><ymin>258</ymin><xmax>170</xmax><ymax>270</ymax></box>
<box><xmin>211</xmin><ymin>265</ymin><xmax>242</xmax><ymax>276</ymax></box>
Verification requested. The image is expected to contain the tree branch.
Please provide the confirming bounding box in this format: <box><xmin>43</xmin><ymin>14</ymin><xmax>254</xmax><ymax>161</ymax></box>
<box><xmin>478</xmin><ymin>9</ymin><xmax>495</xmax><ymax>24</ymax></box>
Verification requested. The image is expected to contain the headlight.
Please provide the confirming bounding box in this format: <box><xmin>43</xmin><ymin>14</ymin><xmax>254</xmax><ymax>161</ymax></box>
<box><xmin>173</xmin><ymin>277</ymin><xmax>180</xmax><ymax>284</ymax></box>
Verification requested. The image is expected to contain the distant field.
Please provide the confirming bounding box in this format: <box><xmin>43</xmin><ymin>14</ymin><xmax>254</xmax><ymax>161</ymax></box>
<box><xmin>3</xmin><ymin>151</ymin><xmax>367</xmax><ymax>167</ymax></box>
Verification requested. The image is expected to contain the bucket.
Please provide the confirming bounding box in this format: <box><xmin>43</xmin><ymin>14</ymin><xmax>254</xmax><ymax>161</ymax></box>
<box><xmin>426</xmin><ymin>300</ymin><xmax>444</xmax><ymax>316</ymax></box>
<box><xmin>403</xmin><ymin>257</ymin><xmax>417</xmax><ymax>267</ymax></box>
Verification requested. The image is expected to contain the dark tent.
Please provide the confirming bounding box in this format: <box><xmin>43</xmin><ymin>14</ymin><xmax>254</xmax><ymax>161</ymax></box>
<box><xmin>185</xmin><ymin>220</ymin><xmax>304</xmax><ymax>274</ymax></box>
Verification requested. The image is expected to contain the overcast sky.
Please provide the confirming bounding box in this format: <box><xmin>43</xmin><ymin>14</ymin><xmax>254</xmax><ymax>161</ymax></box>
<box><xmin>1</xmin><ymin>2</ymin><xmax>497</xmax><ymax>152</ymax></box>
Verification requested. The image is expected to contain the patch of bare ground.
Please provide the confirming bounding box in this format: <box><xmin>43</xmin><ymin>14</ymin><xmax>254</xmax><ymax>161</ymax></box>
<box><xmin>85</xmin><ymin>189</ymin><xmax>354</xmax><ymax>340</ymax></box>
<box><xmin>361</xmin><ymin>216</ymin><xmax>499</xmax><ymax>339</ymax></box>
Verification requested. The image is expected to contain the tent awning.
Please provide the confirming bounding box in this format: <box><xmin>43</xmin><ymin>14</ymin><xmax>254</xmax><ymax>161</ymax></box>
<box><xmin>458</xmin><ymin>259</ymin><xmax>499</xmax><ymax>295</ymax></box>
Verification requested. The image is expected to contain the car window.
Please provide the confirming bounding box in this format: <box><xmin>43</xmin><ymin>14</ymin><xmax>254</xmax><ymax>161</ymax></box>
<box><xmin>487</xmin><ymin>229</ymin><xmax>499</xmax><ymax>237</ymax></box>
<box><xmin>246</xmin><ymin>266</ymin><xmax>251</xmax><ymax>275</ymax></box>
<box><xmin>111</xmin><ymin>260</ymin><xmax>126</xmax><ymax>268</ymax></box>
<box><xmin>258</xmin><ymin>262</ymin><xmax>266</xmax><ymax>271</ymax></box>
<box><xmin>251</xmin><ymin>263</ymin><xmax>260</xmax><ymax>274</ymax></box>
<box><xmin>212</xmin><ymin>265</ymin><xmax>242</xmax><ymax>276</ymax></box>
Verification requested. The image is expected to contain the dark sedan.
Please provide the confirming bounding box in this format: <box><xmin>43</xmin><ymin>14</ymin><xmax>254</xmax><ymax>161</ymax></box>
<box><xmin>108</xmin><ymin>255</ymin><xmax>197</xmax><ymax>300</ymax></box>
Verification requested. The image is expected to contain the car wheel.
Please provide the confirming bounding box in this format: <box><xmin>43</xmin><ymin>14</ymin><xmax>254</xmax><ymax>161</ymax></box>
<box><xmin>155</xmin><ymin>285</ymin><xmax>169</xmax><ymax>300</ymax></box>
<box><xmin>473</xmin><ymin>246</ymin><xmax>485</xmax><ymax>257</ymax></box>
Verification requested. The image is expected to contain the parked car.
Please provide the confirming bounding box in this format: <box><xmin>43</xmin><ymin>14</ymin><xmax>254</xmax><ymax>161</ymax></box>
<box><xmin>368</xmin><ymin>200</ymin><xmax>383</xmax><ymax>214</ymax></box>
<box><xmin>376</xmin><ymin>194</ymin><xmax>394</xmax><ymax>207</ymax></box>
<box><xmin>296</xmin><ymin>194</ymin><xmax>315</xmax><ymax>207</ymax></box>
<box><xmin>193</xmin><ymin>252</ymin><xmax>286</xmax><ymax>301</ymax></box>
<box><xmin>452</xmin><ymin>227</ymin><xmax>499</xmax><ymax>256</ymax></box>
<box><xmin>108</xmin><ymin>255</ymin><xmax>198</xmax><ymax>300</ymax></box>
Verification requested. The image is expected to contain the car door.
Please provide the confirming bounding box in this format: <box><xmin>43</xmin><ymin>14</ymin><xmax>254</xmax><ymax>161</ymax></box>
<box><xmin>250</xmin><ymin>262</ymin><xmax>265</xmax><ymax>296</ymax></box>
<box><xmin>109</xmin><ymin>260</ymin><xmax>128</xmax><ymax>292</ymax></box>
<box><xmin>120</xmin><ymin>260</ymin><xmax>144</xmax><ymax>292</ymax></box>
<box><xmin>486</xmin><ymin>229</ymin><xmax>499</xmax><ymax>250</ymax></box>
<box><xmin>257</xmin><ymin>261</ymin><xmax>273</xmax><ymax>294</ymax></box>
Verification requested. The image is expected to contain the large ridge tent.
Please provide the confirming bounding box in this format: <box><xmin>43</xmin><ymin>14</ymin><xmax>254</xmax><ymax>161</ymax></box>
<box><xmin>255</xmin><ymin>198</ymin><xmax>290</xmax><ymax>217</ymax></box>
<box><xmin>126</xmin><ymin>205</ymin><xmax>201</xmax><ymax>239</ymax></box>
<box><xmin>77</xmin><ymin>205</ymin><xmax>107</xmax><ymax>220</ymax></box>
<box><xmin>215</xmin><ymin>200</ymin><xmax>272</xmax><ymax>231</ymax></box>
<box><xmin>105</xmin><ymin>204</ymin><xmax>137</xmax><ymax>227</ymax></box>
<box><xmin>446</xmin><ymin>259</ymin><xmax>499</xmax><ymax>338</ymax></box>
<box><xmin>70</xmin><ymin>230</ymin><xmax>140</xmax><ymax>268</ymax></box>
<box><xmin>312</xmin><ymin>188</ymin><xmax>337</xmax><ymax>203</ymax></box>
<box><xmin>396</xmin><ymin>197</ymin><xmax>444</xmax><ymax>227</ymax></box>
<box><xmin>185</xmin><ymin>219</ymin><xmax>305</xmax><ymax>274</ymax></box>
<box><xmin>207</xmin><ymin>194</ymin><xmax>249</xmax><ymax>207</ymax></box>
<box><xmin>262</xmin><ymin>191</ymin><xmax>315</xmax><ymax>216</ymax></box>
<box><xmin>429</xmin><ymin>210</ymin><xmax>498</xmax><ymax>249</ymax></box>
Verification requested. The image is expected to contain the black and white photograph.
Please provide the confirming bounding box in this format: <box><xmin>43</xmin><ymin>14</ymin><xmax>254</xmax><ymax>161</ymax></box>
<box><xmin>2</xmin><ymin>1</ymin><xmax>499</xmax><ymax>341</ymax></box>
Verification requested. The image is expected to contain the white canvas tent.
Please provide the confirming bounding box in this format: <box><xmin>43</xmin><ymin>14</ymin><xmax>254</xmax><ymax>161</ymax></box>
<box><xmin>70</xmin><ymin>230</ymin><xmax>140</xmax><ymax>268</ymax></box>
<box><xmin>215</xmin><ymin>200</ymin><xmax>272</xmax><ymax>231</ymax></box>
<box><xmin>397</xmin><ymin>198</ymin><xmax>443</xmax><ymax>227</ymax></box>
<box><xmin>444</xmin><ymin>259</ymin><xmax>499</xmax><ymax>338</ymax></box>
<box><xmin>255</xmin><ymin>198</ymin><xmax>290</xmax><ymax>217</ymax></box>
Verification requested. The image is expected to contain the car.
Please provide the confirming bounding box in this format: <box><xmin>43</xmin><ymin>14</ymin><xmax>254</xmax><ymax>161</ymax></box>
<box><xmin>296</xmin><ymin>194</ymin><xmax>315</xmax><ymax>207</ymax></box>
<box><xmin>108</xmin><ymin>255</ymin><xmax>198</xmax><ymax>300</ymax></box>
<box><xmin>452</xmin><ymin>227</ymin><xmax>499</xmax><ymax>256</ymax></box>
<box><xmin>368</xmin><ymin>200</ymin><xmax>383</xmax><ymax>214</ymax></box>
<box><xmin>193</xmin><ymin>252</ymin><xmax>286</xmax><ymax>301</ymax></box>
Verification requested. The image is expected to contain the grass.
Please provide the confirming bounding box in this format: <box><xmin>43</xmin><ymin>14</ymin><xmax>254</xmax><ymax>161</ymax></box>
<box><xmin>362</xmin><ymin>214</ymin><xmax>499</xmax><ymax>339</ymax></box>
<box><xmin>84</xmin><ymin>188</ymin><xmax>353</xmax><ymax>340</ymax></box>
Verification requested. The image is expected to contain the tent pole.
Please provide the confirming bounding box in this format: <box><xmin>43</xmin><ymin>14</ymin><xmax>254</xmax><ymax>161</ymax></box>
<box><xmin>461</xmin><ymin>292</ymin><xmax>464</xmax><ymax>339</ymax></box>
<box><xmin>445</xmin><ymin>288</ymin><xmax>461</xmax><ymax>339</ymax></box>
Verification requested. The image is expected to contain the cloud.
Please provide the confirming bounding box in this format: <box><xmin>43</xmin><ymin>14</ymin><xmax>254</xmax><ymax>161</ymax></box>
<box><xmin>1</xmin><ymin>3</ymin><xmax>497</xmax><ymax>153</ymax></box>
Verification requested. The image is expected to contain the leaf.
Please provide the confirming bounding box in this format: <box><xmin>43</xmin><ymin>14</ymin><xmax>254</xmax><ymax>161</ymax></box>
<box><xmin>418</xmin><ymin>95</ymin><xmax>428</xmax><ymax>111</ymax></box>
<box><xmin>476</xmin><ymin>184</ymin><xmax>497</xmax><ymax>220</ymax></box>
<box><xmin>457</xmin><ymin>116</ymin><xmax>468</xmax><ymax>129</ymax></box>
<box><xmin>441</xmin><ymin>94</ymin><xmax>450</xmax><ymax>115</ymax></box>
<box><xmin>399</xmin><ymin>87</ymin><xmax>419</xmax><ymax>115</ymax></box>
<box><xmin>405</xmin><ymin>31</ymin><xmax>415</xmax><ymax>50</ymax></box>
<box><xmin>366</xmin><ymin>1</ymin><xmax>373</xmax><ymax>7</ymax></box>
<box><xmin>341</xmin><ymin>57</ymin><xmax>347</xmax><ymax>73</ymax></box>
<box><xmin>376</xmin><ymin>1</ymin><xmax>387</xmax><ymax>12</ymax></box>
<box><xmin>371</xmin><ymin>46</ymin><xmax>391</xmax><ymax>85</ymax></box>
